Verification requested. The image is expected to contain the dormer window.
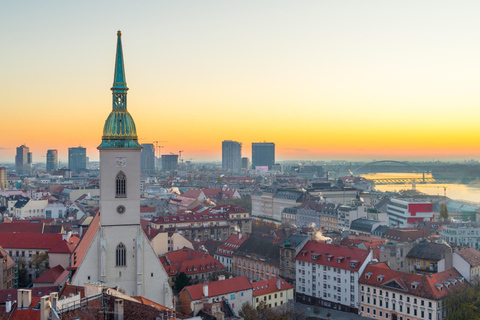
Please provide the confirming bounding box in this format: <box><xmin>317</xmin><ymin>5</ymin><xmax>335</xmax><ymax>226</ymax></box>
<box><xmin>411</xmin><ymin>281</ymin><xmax>419</xmax><ymax>289</ymax></box>
<box><xmin>365</xmin><ymin>272</ymin><xmax>372</xmax><ymax>280</ymax></box>
<box><xmin>377</xmin><ymin>275</ymin><xmax>384</xmax><ymax>282</ymax></box>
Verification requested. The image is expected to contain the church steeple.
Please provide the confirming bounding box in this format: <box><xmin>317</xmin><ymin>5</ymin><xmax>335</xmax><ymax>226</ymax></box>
<box><xmin>98</xmin><ymin>31</ymin><xmax>142</xmax><ymax>149</ymax></box>
<box><xmin>111</xmin><ymin>31</ymin><xmax>128</xmax><ymax>93</ymax></box>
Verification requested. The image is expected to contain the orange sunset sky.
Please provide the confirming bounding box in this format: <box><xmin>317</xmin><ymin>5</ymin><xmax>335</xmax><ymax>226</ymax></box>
<box><xmin>2</xmin><ymin>1</ymin><xmax>480</xmax><ymax>163</ymax></box>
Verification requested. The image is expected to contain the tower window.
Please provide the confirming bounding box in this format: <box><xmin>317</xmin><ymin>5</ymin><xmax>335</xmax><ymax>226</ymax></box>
<box><xmin>116</xmin><ymin>243</ymin><xmax>126</xmax><ymax>267</ymax></box>
<box><xmin>116</xmin><ymin>171</ymin><xmax>126</xmax><ymax>198</ymax></box>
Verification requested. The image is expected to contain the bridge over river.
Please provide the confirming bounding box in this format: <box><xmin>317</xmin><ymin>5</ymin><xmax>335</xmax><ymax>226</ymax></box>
<box><xmin>370</xmin><ymin>177</ymin><xmax>468</xmax><ymax>185</ymax></box>
<box><xmin>352</xmin><ymin>160</ymin><xmax>471</xmax><ymax>185</ymax></box>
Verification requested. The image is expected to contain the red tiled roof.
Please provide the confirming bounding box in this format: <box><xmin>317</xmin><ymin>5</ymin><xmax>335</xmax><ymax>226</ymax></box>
<box><xmin>456</xmin><ymin>247</ymin><xmax>480</xmax><ymax>267</ymax></box>
<box><xmin>0</xmin><ymin>233</ymin><xmax>67</xmax><ymax>250</ymax></box>
<box><xmin>182</xmin><ymin>189</ymin><xmax>204</xmax><ymax>199</ymax></box>
<box><xmin>48</xmin><ymin>236</ymin><xmax>80</xmax><ymax>254</ymax></box>
<box><xmin>140</xmin><ymin>205</ymin><xmax>155</xmax><ymax>213</ymax></box>
<box><xmin>71</xmin><ymin>212</ymin><xmax>100</xmax><ymax>270</ymax></box>
<box><xmin>185</xmin><ymin>276</ymin><xmax>253</xmax><ymax>301</ymax></box>
<box><xmin>33</xmin><ymin>264</ymin><xmax>65</xmax><ymax>284</ymax></box>
<box><xmin>132</xmin><ymin>296</ymin><xmax>171</xmax><ymax>311</ymax></box>
<box><xmin>360</xmin><ymin>263</ymin><xmax>470</xmax><ymax>300</ymax></box>
<box><xmin>9</xmin><ymin>297</ymin><xmax>41</xmax><ymax>320</ymax></box>
<box><xmin>384</xmin><ymin>228</ymin><xmax>431</xmax><ymax>242</ymax></box>
<box><xmin>215</xmin><ymin>234</ymin><xmax>247</xmax><ymax>257</ymax></box>
<box><xmin>295</xmin><ymin>241</ymin><xmax>371</xmax><ymax>272</ymax></box>
<box><xmin>60</xmin><ymin>283</ymin><xmax>86</xmax><ymax>299</ymax></box>
<box><xmin>0</xmin><ymin>222</ymin><xmax>44</xmax><ymax>233</ymax></box>
<box><xmin>202</xmin><ymin>188</ymin><xmax>238</xmax><ymax>199</ymax></box>
<box><xmin>160</xmin><ymin>248</ymin><xmax>225</xmax><ymax>276</ymax></box>
<box><xmin>252</xmin><ymin>277</ymin><xmax>294</xmax><ymax>297</ymax></box>
<box><xmin>341</xmin><ymin>237</ymin><xmax>386</xmax><ymax>260</ymax></box>
<box><xmin>0</xmin><ymin>287</ymin><xmax>57</xmax><ymax>304</ymax></box>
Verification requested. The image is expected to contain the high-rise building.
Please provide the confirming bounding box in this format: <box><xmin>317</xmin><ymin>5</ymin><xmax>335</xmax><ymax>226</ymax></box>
<box><xmin>141</xmin><ymin>143</ymin><xmax>155</xmax><ymax>174</ymax></box>
<box><xmin>161</xmin><ymin>154</ymin><xmax>178</xmax><ymax>172</ymax></box>
<box><xmin>70</xmin><ymin>31</ymin><xmax>172</xmax><ymax>307</ymax></box>
<box><xmin>252</xmin><ymin>142</ymin><xmax>275</xmax><ymax>169</ymax></box>
<box><xmin>0</xmin><ymin>167</ymin><xmax>6</xmax><ymax>190</ymax></box>
<box><xmin>46</xmin><ymin>149</ymin><xmax>58</xmax><ymax>172</ymax></box>
<box><xmin>242</xmin><ymin>157</ymin><xmax>250</xmax><ymax>170</ymax></box>
<box><xmin>222</xmin><ymin>140</ymin><xmax>242</xmax><ymax>172</ymax></box>
<box><xmin>68</xmin><ymin>147</ymin><xmax>87</xmax><ymax>173</ymax></box>
<box><xmin>15</xmin><ymin>145</ymin><xmax>31</xmax><ymax>175</ymax></box>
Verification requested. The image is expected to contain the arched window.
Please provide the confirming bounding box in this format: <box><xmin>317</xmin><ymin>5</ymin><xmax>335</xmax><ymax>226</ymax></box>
<box><xmin>116</xmin><ymin>243</ymin><xmax>126</xmax><ymax>267</ymax></box>
<box><xmin>116</xmin><ymin>171</ymin><xmax>126</xmax><ymax>198</ymax></box>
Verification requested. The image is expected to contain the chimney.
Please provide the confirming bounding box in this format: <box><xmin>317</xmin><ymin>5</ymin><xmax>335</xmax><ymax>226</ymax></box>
<box><xmin>62</xmin><ymin>231</ymin><xmax>72</xmax><ymax>242</ymax></box>
<box><xmin>40</xmin><ymin>295</ymin><xmax>51</xmax><ymax>320</ymax></box>
<box><xmin>79</xmin><ymin>226</ymin><xmax>83</xmax><ymax>238</ymax></box>
<box><xmin>239</xmin><ymin>233</ymin><xmax>242</xmax><ymax>240</ymax></box>
<box><xmin>17</xmin><ymin>289</ymin><xmax>24</xmax><ymax>309</ymax></box>
<box><xmin>203</xmin><ymin>284</ymin><xmax>209</xmax><ymax>297</ymax></box>
<box><xmin>50</xmin><ymin>292</ymin><xmax>58</xmax><ymax>310</ymax></box>
<box><xmin>218</xmin><ymin>275</ymin><xmax>225</xmax><ymax>281</ymax></box>
<box><xmin>212</xmin><ymin>302</ymin><xmax>225</xmax><ymax>320</ymax></box>
<box><xmin>276</xmin><ymin>277</ymin><xmax>281</xmax><ymax>290</ymax></box>
<box><xmin>23</xmin><ymin>290</ymin><xmax>32</xmax><ymax>309</ymax></box>
<box><xmin>114</xmin><ymin>299</ymin><xmax>124</xmax><ymax>320</ymax></box>
<box><xmin>6</xmin><ymin>300</ymin><xmax>11</xmax><ymax>313</ymax></box>
<box><xmin>148</xmin><ymin>224</ymin><xmax>151</xmax><ymax>235</ymax></box>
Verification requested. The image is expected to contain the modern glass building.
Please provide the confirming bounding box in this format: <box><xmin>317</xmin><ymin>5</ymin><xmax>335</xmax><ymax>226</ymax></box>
<box><xmin>252</xmin><ymin>142</ymin><xmax>275</xmax><ymax>169</ymax></box>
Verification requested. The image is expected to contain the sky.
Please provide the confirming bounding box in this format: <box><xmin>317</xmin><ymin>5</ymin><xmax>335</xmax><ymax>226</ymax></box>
<box><xmin>2</xmin><ymin>1</ymin><xmax>480</xmax><ymax>163</ymax></box>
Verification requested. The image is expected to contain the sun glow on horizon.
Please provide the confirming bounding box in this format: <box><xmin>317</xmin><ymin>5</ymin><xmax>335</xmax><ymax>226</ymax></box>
<box><xmin>2</xmin><ymin>1</ymin><xmax>480</xmax><ymax>163</ymax></box>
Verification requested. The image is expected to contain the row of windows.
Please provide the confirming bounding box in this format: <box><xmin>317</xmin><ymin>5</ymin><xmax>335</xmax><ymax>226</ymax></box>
<box><xmin>361</xmin><ymin>286</ymin><xmax>433</xmax><ymax>307</ymax></box>
<box><xmin>362</xmin><ymin>306</ymin><xmax>434</xmax><ymax>320</ymax></box>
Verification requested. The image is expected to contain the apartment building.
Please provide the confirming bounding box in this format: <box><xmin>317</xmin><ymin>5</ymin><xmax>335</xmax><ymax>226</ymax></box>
<box><xmin>359</xmin><ymin>262</ymin><xmax>469</xmax><ymax>320</ymax></box>
<box><xmin>295</xmin><ymin>241</ymin><xmax>372</xmax><ymax>313</ymax></box>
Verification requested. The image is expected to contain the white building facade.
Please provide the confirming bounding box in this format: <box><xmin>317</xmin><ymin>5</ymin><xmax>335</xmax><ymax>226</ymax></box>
<box><xmin>295</xmin><ymin>241</ymin><xmax>372</xmax><ymax>313</ymax></box>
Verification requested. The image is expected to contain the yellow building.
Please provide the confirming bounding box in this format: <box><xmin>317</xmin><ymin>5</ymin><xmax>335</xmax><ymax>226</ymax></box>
<box><xmin>252</xmin><ymin>277</ymin><xmax>294</xmax><ymax>309</ymax></box>
<box><xmin>405</xmin><ymin>241</ymin><xmax>451</xmax><ymax>275</ymax></box>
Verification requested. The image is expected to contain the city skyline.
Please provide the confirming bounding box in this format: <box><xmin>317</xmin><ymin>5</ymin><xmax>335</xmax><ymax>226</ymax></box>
<box><xmin>3</xmin><ymin>1</ymin><xmax>480</xmax><ymax>162</ymax></box>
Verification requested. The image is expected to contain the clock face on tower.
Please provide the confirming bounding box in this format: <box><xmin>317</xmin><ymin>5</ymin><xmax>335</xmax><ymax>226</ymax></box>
<box><xmin>116</xmin><ymin>157</ymin><xmax>126</xmax><ymax>167</ymax></box>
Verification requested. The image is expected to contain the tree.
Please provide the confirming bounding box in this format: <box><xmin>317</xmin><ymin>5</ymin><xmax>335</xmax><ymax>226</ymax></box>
<box><xmin>174</xmin><ymin>272</ymin><xmax>191</xmax><ymax>293</ymax></box>
<box><xmin>218</xmin><ymin>195</ymin><xmax>252</xmax><ymax>213</ymax></box>
<box><xmin>31</xmin><ymin>252</ymin><xmax>49</xmax><ymax>282</ymax></box>
<box><xmin>17</xmin><ymin>258</ymin><xmax>28</xmax><ymax>287</ymax></box>
<box><xmin>444</xmin><ymin>284</ymin><xmax>480</xmax><ymax>320</ymax></box>
<box><xmin>440</xmin><ymin>203</ymin><xmax>449</xmax><ymax>220</ymax></box>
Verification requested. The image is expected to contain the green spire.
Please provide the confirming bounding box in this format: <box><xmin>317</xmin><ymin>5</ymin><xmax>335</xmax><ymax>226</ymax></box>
<box><xmin>111</xmin><ymin>30</ymin><xmax>128</xmax><ymax>92</ymax></box>
<box><xmin>98</xmin><ymin>31</ymin><xmax>142</xmax><ymax>149</ymax></box>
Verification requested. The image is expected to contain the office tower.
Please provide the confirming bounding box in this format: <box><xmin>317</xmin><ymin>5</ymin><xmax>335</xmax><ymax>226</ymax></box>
<box><xmin>15</xmin><ymin>145</ymin><xmax>31</xmax><ymax>175</ymax></box>
<box><xmin>46</xmin><ymin>149</ymin><xmax>58</xmax><ymax>172</ymax></box>
<box><xmin>68</xmin><ymin>147</ymin><xmax>87</xmax><ymax>173</ymax></box>
<box><xmin>141</xmin><ymin>143</ymin><xmax>155</xmax><ymax>174</ymax></box>
<box><xmin>252</xmin><ymin>142</ymin><xmax>275</xmax><ymax>169</ymax></box>
<box><xmin>0</xmin><ymin>167</ymin><xmax>6</xmax><ymax>190</ymax></box>
<box><xmin>222</xmin><ymin>140</ymin><xmax>242</xmax><ymax>172</ymax></box>
<box><xmin>242</xmin><ymin>157</ymin><xmax>250</xmax><ymax>170</ymax></box>
<box><xmin>161</xmin><ymin>154</ymin><xmax>178</xmax><ymax>172</ymax></box>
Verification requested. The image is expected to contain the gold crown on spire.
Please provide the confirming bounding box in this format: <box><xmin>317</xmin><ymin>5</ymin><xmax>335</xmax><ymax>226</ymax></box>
<box><xmin>117</xmin><ymin>30</ymin><xmax>122</xmax><ymax>36</ymax></box>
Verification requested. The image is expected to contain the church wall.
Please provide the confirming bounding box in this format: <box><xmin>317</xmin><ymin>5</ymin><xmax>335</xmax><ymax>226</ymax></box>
<box><xmin>100</xmin><ymin>149</ymin><xmax>141</xmax><ymax>226</ymax></box>
<box><xmin>71</xmin><ymin>230</ymin><xmax>100</xmax><ymax>286</ymax></box>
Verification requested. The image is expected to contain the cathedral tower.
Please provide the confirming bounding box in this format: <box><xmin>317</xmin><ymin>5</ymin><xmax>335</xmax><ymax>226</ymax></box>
<box><xmin>98</xmin><ymin>30</ymin><xmax>142</xmax><ymax>227</ymax></box>
<box><xmin>71</xmin><ymin>32</ymin><xmax>172</xmax><ymax>307</ymax></box>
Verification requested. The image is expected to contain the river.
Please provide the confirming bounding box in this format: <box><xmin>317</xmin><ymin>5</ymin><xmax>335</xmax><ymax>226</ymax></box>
<box><xmin>361</xmin><ymin>173</ymin><xmax>480</xmax><ymax>203</ymax></box>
